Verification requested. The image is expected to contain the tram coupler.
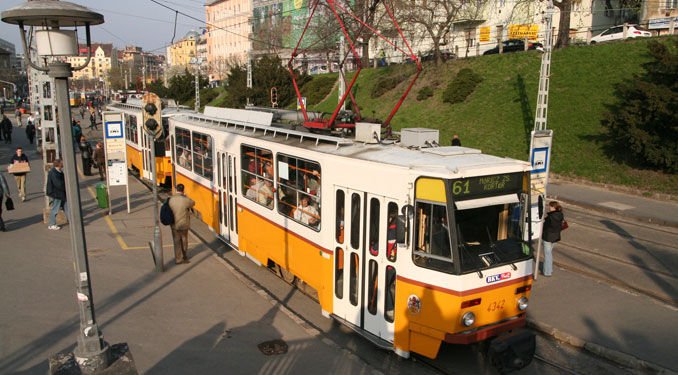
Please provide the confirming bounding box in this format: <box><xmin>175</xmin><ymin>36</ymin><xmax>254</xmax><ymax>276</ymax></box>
<box><xmin>487</xmin><ymin>328</ymin><xmax>535</xmax><ymax>373</ymax></box>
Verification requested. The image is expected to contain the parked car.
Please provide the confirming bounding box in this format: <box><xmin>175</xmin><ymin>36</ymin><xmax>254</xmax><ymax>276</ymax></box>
<box><xmin>590</xmin><ymin>24</ymin><xmax>651</xmax><ymax>44</ymax></box>
<box><xmin>420</xmin><ymin>49</ymin><xmax>455</xmax><ymax>62</ymax></box>
<box><xmin>483</xmin><ymin>39</ymin><xmax>544</xmax><ymax>55</ymax></box>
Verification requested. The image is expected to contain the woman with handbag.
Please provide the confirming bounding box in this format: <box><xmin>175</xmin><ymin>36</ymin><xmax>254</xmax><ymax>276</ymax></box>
<box><xmin>542</xmin><ymin>201</ymin><xmax>565</xmax><ymax>277</ymax></box>
<box><xmin>0</xmin><ymin>171</ymin><xmax>12</xmax><ymax>231</ymax></box>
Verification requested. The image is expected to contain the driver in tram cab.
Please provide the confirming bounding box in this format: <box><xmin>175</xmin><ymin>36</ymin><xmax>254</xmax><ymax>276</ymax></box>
<box><xmin>294</xmin><ymin>195</ymin><xmax>319</xmax><ymax>226</ymax></box>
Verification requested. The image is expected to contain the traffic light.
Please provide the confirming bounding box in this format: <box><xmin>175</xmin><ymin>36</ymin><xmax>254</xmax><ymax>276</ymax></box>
<box><xmin>142</xmin><ymin>92</ymin><xmax>163</xmax><ymax>140</ymax></box>
<box><xmin>270</xmin><ymin>87</ymin><xmax>278</xmax><ymax>108</ymax></box>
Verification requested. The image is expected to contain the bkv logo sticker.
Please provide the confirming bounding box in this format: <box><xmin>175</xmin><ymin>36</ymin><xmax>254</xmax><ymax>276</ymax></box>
<box><xmin>486</xmin><ymin>272</ymin><xmax>511</xmax><ymax>284</ymax></box>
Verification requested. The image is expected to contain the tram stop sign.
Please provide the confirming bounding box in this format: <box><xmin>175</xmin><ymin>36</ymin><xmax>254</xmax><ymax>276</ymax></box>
<box><xmin>142</xmin><ymin>92</ymin><xmax>163</xmax><ymax>140</ymax></box>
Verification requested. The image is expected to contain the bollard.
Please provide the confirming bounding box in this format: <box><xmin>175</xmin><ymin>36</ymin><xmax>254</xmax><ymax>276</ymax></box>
<box><xmin>96</xmin><ymin>182</ymin><xmax>109</xmax><ymax>209</ymax></box>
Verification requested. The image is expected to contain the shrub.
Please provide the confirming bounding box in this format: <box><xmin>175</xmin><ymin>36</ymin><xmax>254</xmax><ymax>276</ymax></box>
<box><xmin>442</xmin><ymin>68</ymin><xmax>483</xmax><ymax>104</ymax></box>
<box><xmin>416</xmin><ymin>86</ymin><xmax>434</xmax><ymax>101</ymax></box>
<box><xmin>371</xmin><ymin>75</ymin><xmax>401</xmax><ymax>98</ymax></box>
<box><xmin>602</xmin><ymin>39</ymin><xmax>678</xmax><ymax>172</ymax></box>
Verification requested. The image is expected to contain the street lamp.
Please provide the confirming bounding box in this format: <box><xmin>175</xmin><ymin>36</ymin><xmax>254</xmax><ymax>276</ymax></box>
<box><xmin>1</xmin><ymin>1</ymin><xmax>110</xmax><ymax>372</ymax></box>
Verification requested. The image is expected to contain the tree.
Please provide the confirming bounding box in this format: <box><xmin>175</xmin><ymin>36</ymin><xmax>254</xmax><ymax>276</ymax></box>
<box><xmin>553</xmin><ymin>0</ymin><xmax>578</xmax><ymax>48</ymax></box>
<box><xmin>166</xmin><ymin>68</ymin><xmax>208</xmax><ymax>105</ymax></box>
<box><xmin>602</xmin><ymin>39</ymin><xmax>678</xmax><ymax>172</ymax></box>
<box><xmin>393</xmin><ymin>0</ymin><xmax>487</xmax><ymax>64</ymax></box>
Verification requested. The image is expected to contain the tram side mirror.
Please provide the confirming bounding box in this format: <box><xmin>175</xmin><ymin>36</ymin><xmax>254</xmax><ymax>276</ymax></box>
<box><xmin>538</xmin><ymin>195</ymin><xmax>544</xmax><ymax>219</ymax></box>
<box><xmin>397</xmin><ymin>204</ymin><xmax>414</xmax><ymax>244</ymax></box>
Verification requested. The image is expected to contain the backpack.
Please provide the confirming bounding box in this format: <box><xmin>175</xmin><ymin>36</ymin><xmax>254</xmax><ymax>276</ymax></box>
<box><xmin>160</xmin><ymin>198</ymin><xmax>174</xmax><ymax>225</ymax></box>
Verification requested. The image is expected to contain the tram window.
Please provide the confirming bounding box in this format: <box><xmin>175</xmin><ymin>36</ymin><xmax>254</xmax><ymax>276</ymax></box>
<box><xmin>277</xmin><ymin>153</ymin><xmax>321</xmax><ymax>230</ymax></box>
<box><xmin>335</xmin><ymin>247</ymin><xmax>344</xmax><ymax>299</ymax></box>
<box><xmin>162</xmin><ymin>117</ymin><xmax>170</xmax><ymax>151</ymax></box>
<box><xmin>369</xmin><ymin>198</ymin><xmax>380</xmax><ymax>256</ymax></box>
<box><xmin>192</xmin><ymin>131</ymin><xmax>213</xmax><ymax>180</ymax></box>
<box><xmin>128</xmin><ymin>115</ymin><xmax>138</xmax><ymax>144</ymax></box>
<box><xmin>241</xmin><ymin>145</ymin><xmax>274</xmax><ymax>209</ymax></box>
<box><xmin>413</xmin><ymin>202</ymin><xmax>454</xmax><ymax>273</ymax></box>
<box><xmin>350</xmin><ymin>193</ymin><xmax>361</xmax><ymax>249</ymax></box>
<box><xmin>387</xmin><ymin>202</ymin><xmax>398</xmax><ymax>262</ymax></box>
<box><xmin>336</xmin><ymin>190</ymin><xmax>345</xmax><ymax>244</ymax></box>
<box><xmin>367</xmin><ymin>260</ymin><xmax>378</xmax><ymax>315</ymax></box>
<box><xmin>349</xmin><ymin>253</ymin><xmax>359</xmax><ymax>306</ymax></box>
<box><xmin>384</xmin><ymin>266</ymin><xmax>396</xmax><ymax>323</ymax></box>
<box><xmin>175</xmin><ymin>127</ymin><xmax>192</xmax><ymax>171</ymax></box>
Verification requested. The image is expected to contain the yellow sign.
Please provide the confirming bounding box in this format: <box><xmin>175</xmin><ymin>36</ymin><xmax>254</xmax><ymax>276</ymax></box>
<box><xmin>479</xmin><ymin>27</ymin><xmax>491</xmax><ymax>42</ymax></box>
<box><xmin>508</xmin><ymin>24</ymin><xmax>539</xmax><ymax>40</ymax></box>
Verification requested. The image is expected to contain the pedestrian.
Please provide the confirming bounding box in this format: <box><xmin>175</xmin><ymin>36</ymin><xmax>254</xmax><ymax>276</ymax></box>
<box><xmin>72</xmin><ymin>121</ymin><xmax>82</xmax><ymax>149</ymax></box>
<box><xmin>9</xmin><ymin>147</ymin><xmax>29</xmax><ymax>202</ymax></box>
<box><xmin>92</xmin><ymin>141</ymin><xmax>106</xmax><ymax>181</ymax></box>
<box><xmin>25</xmin><ymin>119</ymin><xmax>36</xmax><ymax>145</ymax></box>
<box><xmin>451</xmin><ymin>134</ymin><xmax>462</xmax><ymax>146</ymax></box>
<box><xmin>541</xmin><ymin>201</ymin><xmax>565</xmax><ymax>277</ymax></box>
<box><xmin>15</xmin><ymin>108</ymin><xmax>22</xmax><ymax>127</ymax></box>
<box><xmin>0</xmin><ymin>171</ymin><xmax>11</xmax><ymax>232</ymax></box>
<box><xmin>79</xmin><ymin>105</ymin><xmax>85</xmax><ymax>119</ymax></box>
<box><xmin>168</xmin><ymin>183</ymin><xmax>195</xmax><ymax>264</ymax></box>
<box><xmin>78</xmin><ymin>136</ymin><xmax>93</xmax><ymax>176</ymax></box>
<box><xmin>46</xmin><ymin>159</ymin><xmax>69</xmax><ymax>230</ymax></box>
<box><xmin>1</xmin><ymin>110</ymin><xmax>12</xmax><ymax>144</ymax></box>
<box><xmin>89</xmin><ymin>110</ymin><xmax>97</xmax><ymax>130</ymax></box>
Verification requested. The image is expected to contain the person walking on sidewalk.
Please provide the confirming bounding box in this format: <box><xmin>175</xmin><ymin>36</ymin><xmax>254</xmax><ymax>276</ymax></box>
<box><xmin>169</xmin><ymin>183</ymin><xmax>195</xmax><ymax>264</ymax></box>
<box><xmin>46</xmin><ymin>159</ymin><xmax>69</xmax><ymax>230</ymax></box>
<box><xmin>25</xmin><ymin>119</ymin><xmax>36</xmax><ymax>145</ymax></box>
<box><xmin>15</xmin><ymin>108</ymin><xmax>22</xmax><ymax>127</ymax></box>
<box><xmin>92</xmin><ymin>142</ymin><xmax>106</xmax><ymax>181</ymax></box>
<box><xmin>542</xmin><ymin>201</ymin><xmax>564</xmax><ymax>277</ymax></box>
<box><xmin>89</xmin><ymin>109</ymin><xmax>97</xmax><ymax>130</ymax></box>
<box><xmin>78</xmin><ymin>136</ymin><xmax>93</xmax><ymax>176</ymax></box>
<box><xmin>1</xmin><ymin>110</ymin><xmax>12</xmax><ymax>144</ymax></box>
<box><xmin>0</xmin><ymin>171</ymin><xmax>11</xmax><ymax>232</ymax></box>
<box><xmin>9</xmin><ymin>147</ymin><xmax>29</xmax><ymax>202</ymax></box>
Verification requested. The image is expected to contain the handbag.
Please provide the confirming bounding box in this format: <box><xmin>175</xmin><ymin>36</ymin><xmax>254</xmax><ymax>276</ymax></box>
<box><xmin>561</xmin><ymin>220</ymin><xmax>569</xmax><ymax>230</ymax></box>
<box><xmin>5</xmin><ymin>197</ymin><xmax>14</xmax><ymax>211</ymax></box>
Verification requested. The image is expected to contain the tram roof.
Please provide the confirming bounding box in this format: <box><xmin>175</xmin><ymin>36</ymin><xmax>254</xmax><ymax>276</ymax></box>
<box><xmin>172</xmin><ymin>113</ymin><xmax>531</xmax><ymax>178</ymax></box>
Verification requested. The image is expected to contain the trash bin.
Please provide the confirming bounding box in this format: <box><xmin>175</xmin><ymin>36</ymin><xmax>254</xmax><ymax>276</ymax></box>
<box><xmin>96</xmin><ymin>182</ymin><xmax>108</xmax><ymax>209</ymax></box>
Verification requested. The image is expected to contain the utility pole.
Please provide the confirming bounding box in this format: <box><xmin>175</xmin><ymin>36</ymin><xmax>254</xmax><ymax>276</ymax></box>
<box><xmin>246</xmin><ymin>49</ymin><xmax>252</xmax><ymax>107</ymax></box>
<box><xmin>530</xmin><ymin>0</ymin><xmax>555</xmax><ymax>281</ymax></box>
<box><xmin>142</xmin><ymin>54</ymin><xmax>146</xmax><ymax>91</ymax></box>
<box><xmin>338</xmin><ymin>35</ymin><xmax>346</xmax><ymax>112</ymax></box>
<box><xmin>194</xmin><ymin>59</ymin><xmax>200</xmax><ymax>111</ymax></box>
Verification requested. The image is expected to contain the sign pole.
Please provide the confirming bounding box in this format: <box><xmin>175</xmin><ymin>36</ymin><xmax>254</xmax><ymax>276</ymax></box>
<box><xmin>102</xmin><ymin>112</ymin><xmax>130</xmax><ymax>216</ymax></box>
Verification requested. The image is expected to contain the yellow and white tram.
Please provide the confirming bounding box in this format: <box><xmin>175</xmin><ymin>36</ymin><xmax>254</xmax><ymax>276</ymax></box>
<box><xmin>169</xmin><ymin>110</ymin><xmax>536</xmax><ymax>371</ymax></box>
<box><xmin>107</xmin><ymin>100</ymin><xmax>194</xmax><ymax>186</ymax></box>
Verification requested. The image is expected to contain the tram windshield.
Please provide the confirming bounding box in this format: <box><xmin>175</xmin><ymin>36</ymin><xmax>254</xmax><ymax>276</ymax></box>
<box><xmin>456</xmin><ymin>195</ymin><xmax>530</xmax><ymax>274</ymax></box>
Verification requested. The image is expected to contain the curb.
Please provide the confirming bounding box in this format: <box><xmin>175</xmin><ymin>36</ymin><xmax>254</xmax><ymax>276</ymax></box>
<box><xmin>546</xmin><ymin>194</ymin><xmax>678</xmax><ymax>229</ymax></box>
<box><xmin>527</xmin><ymin>319</ymin><xmax>676</xmax><ymax>374</ymax></box>
<box><xmin>550</xmin><ymin>175</ymin><xmax>677</xmax><ymax>203</ymax></box>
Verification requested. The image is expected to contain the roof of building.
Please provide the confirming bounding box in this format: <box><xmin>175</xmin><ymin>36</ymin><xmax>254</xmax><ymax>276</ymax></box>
<box><xmin>78</xmin><ymin>43</ymin><xmax>114</xmax><ymax>57</ymax></box>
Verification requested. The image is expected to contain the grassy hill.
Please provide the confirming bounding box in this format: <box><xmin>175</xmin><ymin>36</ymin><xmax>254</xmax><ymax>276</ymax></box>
<box><xmin>306</xmin><ymin>37</ymin><xmax>678</xmax><ymax>196</ymax></box>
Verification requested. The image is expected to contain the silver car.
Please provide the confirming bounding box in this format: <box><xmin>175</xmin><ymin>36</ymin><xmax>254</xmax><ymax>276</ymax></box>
<box><xmin>590</xmin><ymin>24</ymin><xmax>651</xmax><ymax>44</ymax></box>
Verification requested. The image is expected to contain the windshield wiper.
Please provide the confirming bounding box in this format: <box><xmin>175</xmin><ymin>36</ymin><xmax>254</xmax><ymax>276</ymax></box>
<box><xmin>486</xmin><ymin>227</ymin><xmax>517</xmax><ymax>271</ymax></box>
<box><xmin>458</xmin><ymin>225</ymin><xmax>483</xmax><ymax>278</ymax></box>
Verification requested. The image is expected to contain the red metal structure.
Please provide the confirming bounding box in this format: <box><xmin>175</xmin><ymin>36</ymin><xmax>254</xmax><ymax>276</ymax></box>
<box><xmin>288</xmin><ymin>0</ymin><xmax>422</xmax><ymax>131</ymax></box>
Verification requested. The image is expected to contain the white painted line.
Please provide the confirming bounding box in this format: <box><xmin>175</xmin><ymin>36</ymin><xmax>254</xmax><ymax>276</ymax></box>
<box><xmin>599</xmin><ymin>201</ymin><xmax>635</xmax><ymax>211</ymax></box>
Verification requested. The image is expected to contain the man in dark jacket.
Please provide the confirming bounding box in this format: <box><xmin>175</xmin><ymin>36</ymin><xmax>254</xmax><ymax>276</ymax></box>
<box><xmin>1</xmin><ymin>110</ymin><xmax>12</xmax><ymax>144</ymax></box>
<box><xmin>46</xmin><ymin>159</ymin><xmax>69</xmax><ymax>230</ymax></box>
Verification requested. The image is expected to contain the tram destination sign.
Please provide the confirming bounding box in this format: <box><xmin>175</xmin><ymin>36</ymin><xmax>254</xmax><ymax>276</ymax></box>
<box><xmin>451</xmin><ymin>173</ymin><xmax>523</xmax><ymax>199</ymax></box>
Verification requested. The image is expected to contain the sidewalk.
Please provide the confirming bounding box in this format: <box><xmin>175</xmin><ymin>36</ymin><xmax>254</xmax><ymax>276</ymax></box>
<box><xmin>548</xmin><ymin>178</ymin><xmax>678</xmax><ymax>228</ymax></box>
<box><xmin>0</xmin><ymin>121</ymin><xmax>376</xmax><ymax>374</ymax></box>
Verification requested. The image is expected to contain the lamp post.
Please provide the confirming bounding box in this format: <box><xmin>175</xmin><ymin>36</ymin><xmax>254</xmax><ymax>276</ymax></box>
<box><xmin>2</xmin><ymin>1</ymin><xmax>110</xmax><ymax>372</ymax></box>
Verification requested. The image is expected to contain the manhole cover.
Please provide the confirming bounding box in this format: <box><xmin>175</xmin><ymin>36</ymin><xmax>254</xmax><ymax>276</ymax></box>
<box><xmin>257</xmin><ymin>339</ymin><xmax>288</xmax><ymax>355</ymax></box>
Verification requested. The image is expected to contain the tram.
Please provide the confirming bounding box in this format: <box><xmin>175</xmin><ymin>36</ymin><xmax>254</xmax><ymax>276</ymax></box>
<box><xmin>106</xmin><ymin>100</ymin><xmax>194</xmax><ymax>185</ymax></box>
<box><xmin>168</xmin><ymin>108</ymin><xmax>537</xmax><ymax>371</ymax></box>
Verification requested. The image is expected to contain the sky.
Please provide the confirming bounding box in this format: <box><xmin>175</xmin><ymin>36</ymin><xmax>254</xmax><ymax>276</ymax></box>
<box><xmin>0</xmin><ymin>0</ymin><xmax>206</xmax><ymax>55</ymax></box>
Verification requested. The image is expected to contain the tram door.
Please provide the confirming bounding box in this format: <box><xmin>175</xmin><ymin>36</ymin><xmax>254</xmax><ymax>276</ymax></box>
<box><xmin>217</xmin><ymin>151</ymin><xmax>239</xmax><ymax>246</ymax></box>
<box><xmin>333</xmin><ymin>188</ymin><xmax>395</xmax><ymax>342</ymax></box>
<box><xmin>141</xmin><ymin>130</ymin><xmax>153</xmax><ymax>181</ymax></box>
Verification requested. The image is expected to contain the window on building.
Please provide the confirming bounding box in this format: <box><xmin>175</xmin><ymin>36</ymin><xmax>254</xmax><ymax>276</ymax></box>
<box><xmin>241</xmin><ymin>144</ymin><xmax>274</xmax><ymax>209</ymax></box>
<box><xmin>276</xmin><ymin>154</ymin><xmax>321</xmax><ymax>229</ymax></box>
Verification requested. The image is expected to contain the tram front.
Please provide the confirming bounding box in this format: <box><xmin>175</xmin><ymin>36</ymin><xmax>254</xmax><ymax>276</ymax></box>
<box><xmin>397</xmin><ymin>171</ymin><xmax>535</xmax><ymax>372</ymax></box>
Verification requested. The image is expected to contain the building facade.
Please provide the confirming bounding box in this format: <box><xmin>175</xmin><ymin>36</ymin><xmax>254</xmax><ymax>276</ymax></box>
<box><xmin>205</xmin><ymin>0</ymin><xmax>253</xmax><ymax>82</ymax></box>
<box><xmin>641</xmin><ymin>0</ymin><xmax>678</xmax><ymax>35</ymax></box>
<box><xmin>68</xmin><ymin>43</ymin><xmax>118</xmax><ymax>90</ymax></box>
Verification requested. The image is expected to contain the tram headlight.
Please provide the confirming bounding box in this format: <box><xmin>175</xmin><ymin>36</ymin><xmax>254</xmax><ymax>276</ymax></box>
<box><xmin>517</xmin><ymin>296</ymin><xmax>529</xmax><ymax>311</ymax></box>
<box><xmin>461</xmin><ymin>312</ymin><xmax>475</xmax><ymax>327</ymax></box>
